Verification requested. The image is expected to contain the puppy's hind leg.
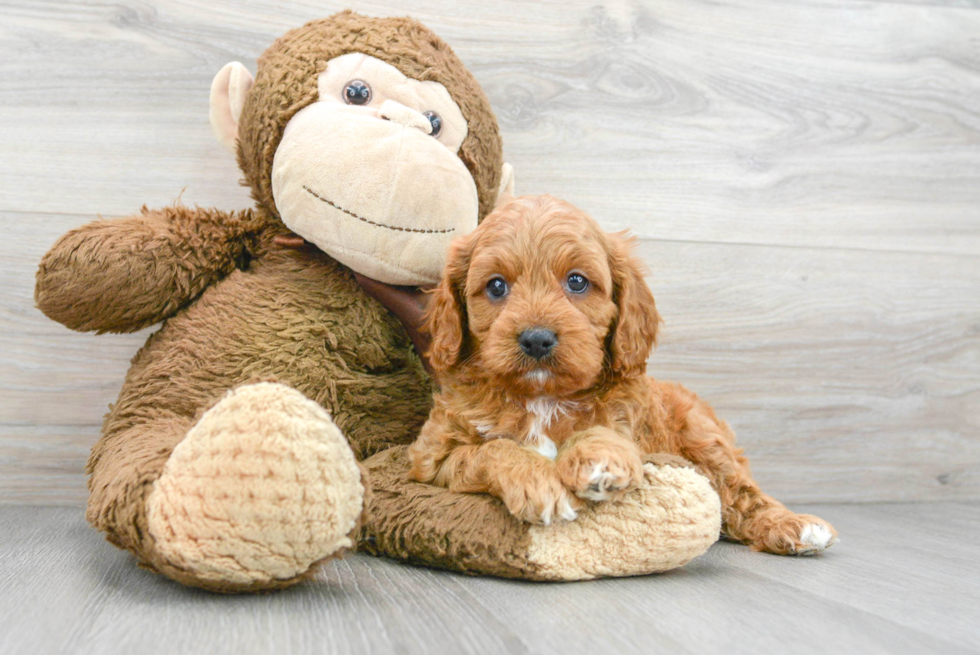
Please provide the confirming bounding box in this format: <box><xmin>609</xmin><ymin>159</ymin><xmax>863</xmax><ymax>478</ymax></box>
<box><xmin>671</xmin><ymin>395</ymin><xmax>837</xmax><ymax>556</ymax></box>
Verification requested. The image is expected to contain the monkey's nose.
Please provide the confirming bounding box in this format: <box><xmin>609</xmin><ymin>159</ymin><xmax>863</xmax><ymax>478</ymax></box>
<box><xmin>518</xmin><ymin>328</ymin><xmax>557</xmax><ymax>360</ymax></box>
<box><xmin>377</xmin><ymin>99</ymin><xmax>432</xmax><ymax>134</ymax></box>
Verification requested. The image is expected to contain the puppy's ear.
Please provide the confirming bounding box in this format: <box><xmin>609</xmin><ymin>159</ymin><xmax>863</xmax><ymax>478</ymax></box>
<box><xmin>608</xmin><ymin>232</ymin><xmax>661</xmax><ymax>377</ymax></box>
<box><xmin>425</xmin><ymin>233</ymin><xmax>476</xmax><ymax>373</ymax></box>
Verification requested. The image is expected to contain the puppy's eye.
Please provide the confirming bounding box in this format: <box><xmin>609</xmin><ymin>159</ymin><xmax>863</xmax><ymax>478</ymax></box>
<box><xmin>423</xmin><ymin>111</ymin><xmax>442</xmax><ymax>137</ymax></box>
<box><xmin>486</xmin><ymin>277</ymin><xmax>509</xmax><ymax>300</ymax></box>
<box><xmin>343</xmin><ymin>80</ymin><xmax>372</xmax><ymax>105</ymax></box>
<box><xmin>566</xmin><ymin>273</ymin><xmax>589</xmax><ymax>294</ymax></box>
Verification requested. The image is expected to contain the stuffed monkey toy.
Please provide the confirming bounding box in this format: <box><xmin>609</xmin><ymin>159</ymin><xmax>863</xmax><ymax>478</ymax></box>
<box><xmin>35</xmin><ymin>11</ymin><xmax>721</xmax><ymax>592</ymax></box>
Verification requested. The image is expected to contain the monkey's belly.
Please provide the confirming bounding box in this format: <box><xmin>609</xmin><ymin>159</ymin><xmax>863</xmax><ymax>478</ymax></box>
<box><xmin>107</xmin><ymin>253</ymin><xmax>432</xmax><ymax>460</ymax></box>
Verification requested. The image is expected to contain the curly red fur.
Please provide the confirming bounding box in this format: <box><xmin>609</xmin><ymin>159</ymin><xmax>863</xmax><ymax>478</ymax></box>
<box><xmin>410</xmin><ymin>195</ymin><xmax>837</xmax><ymax>553</ymax></box>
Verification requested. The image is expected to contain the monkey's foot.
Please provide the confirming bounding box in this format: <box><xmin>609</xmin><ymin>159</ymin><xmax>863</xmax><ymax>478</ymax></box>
<box><xmin>145</xmin><ymin>382</ymin><xmax>364</xmax><ymax>591</ymax></box>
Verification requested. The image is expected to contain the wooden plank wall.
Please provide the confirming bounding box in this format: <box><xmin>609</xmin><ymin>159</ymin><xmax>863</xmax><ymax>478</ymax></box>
<box><xmin>1</xmin><ymin>0</ymin><xmax>978</xmax><ymax>505</ymax></box>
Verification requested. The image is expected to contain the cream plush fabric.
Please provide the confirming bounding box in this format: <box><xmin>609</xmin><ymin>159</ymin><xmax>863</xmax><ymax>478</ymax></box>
<box><xmin>271</xmin><ymin>54</ymin><xmax>480</xmax><ymax>285</ymax></box>
<box><xmin>146</xmin><ymin>383</ymin><xmax>365</xmax><ymax>588</ymax></box>
<box><xmin>209</xmin><ymin>61</ymin><xmax>254</xmax><ymax>154</ymax></box>
<box><xmin>526</xmin><ymin>462</ymin><xmax>722</xmax><ymax>579</ymax></box>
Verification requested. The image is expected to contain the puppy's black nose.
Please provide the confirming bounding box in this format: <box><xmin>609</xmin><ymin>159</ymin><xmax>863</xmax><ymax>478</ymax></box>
<box><xmin>518</xmin><ymin>328</ymin><xmax>557</xmax><ymax>360</ymax></box>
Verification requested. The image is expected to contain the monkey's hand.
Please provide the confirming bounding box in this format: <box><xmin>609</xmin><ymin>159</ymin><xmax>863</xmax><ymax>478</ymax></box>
<box><xmin>35</xmin><ymin>205</ymin><xmax>265</xmax><ymax>333</ymax></box>
<box><xmin>353</xmin><ymin>273</ymin><xmax>433</xmax><ymax>374</ymax></box>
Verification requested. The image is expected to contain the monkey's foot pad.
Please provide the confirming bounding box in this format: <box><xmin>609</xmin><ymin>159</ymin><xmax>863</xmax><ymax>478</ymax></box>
<box><xmin>146</xmin><ymin>382</ymin><xmax>364</xmax><ymax>589</ymax></box>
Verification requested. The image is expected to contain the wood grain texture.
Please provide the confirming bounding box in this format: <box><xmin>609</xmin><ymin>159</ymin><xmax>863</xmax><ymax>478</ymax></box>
<box><xmin>1</xmin><ymin>0</ymin><xmax>978</xmax><ymax>504</ymax></box>
<box><xmin>1</xmin><ymin>503</ymin><xmax>978</xmax><ymax>654</ymax></box>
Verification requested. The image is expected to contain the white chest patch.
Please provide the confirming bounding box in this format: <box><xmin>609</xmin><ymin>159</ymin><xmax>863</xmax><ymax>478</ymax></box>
<box><xmin>471</xmin><ymin>397</ymin><xmax>577</xmax><ymax>462</ymax></box>
<box><xmin>524</xmin><ymin>397</ymin><xmax>575</xmax><ymax>461</ymax></box>
<box><xmin>473</xmin><ymin>423</ymin><xmax>494</xmax><ymax>437</ymax></box>
<box><xmin>530</xmin><ymin>434</ymin><xmax>559</xmax><ymax>461</ymax></box>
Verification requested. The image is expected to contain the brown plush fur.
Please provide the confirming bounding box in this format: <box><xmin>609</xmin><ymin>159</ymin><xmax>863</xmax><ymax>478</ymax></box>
<box><xmin>34</xmin><ymin>13</ymin><xmax>502</xmax><ymax>592</ymax></box>
<box><xmin>410</xmin><ymin>196</ymin><xmax>838</xmax><ymax>553</ymax></box>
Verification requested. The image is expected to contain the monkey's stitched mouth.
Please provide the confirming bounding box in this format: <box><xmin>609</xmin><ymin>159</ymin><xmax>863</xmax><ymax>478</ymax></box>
<box><xmin>302</xmin><ymin>186</ymin><xmax>456</xmax><ymax>234</ymax></box>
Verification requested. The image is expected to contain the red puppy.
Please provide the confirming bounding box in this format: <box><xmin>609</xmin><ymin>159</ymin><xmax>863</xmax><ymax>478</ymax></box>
<box><xmin>408</xmin><ymin>195</ymin><xmax>837</xmax><ymax>555</ymax></box>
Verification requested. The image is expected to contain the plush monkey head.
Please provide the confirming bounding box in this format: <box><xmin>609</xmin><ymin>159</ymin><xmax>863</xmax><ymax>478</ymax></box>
<box><xmin>210</xmin><ymin>11</ymin><xmax>514</xmax><ymax>285</ymax></box>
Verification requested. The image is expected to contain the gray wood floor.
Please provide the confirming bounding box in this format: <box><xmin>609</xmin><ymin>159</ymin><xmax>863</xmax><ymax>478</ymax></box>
<box><xmin>1</xmin><ymin>503</ymin><xmax>978</xmax><ymax>655</ymax></box>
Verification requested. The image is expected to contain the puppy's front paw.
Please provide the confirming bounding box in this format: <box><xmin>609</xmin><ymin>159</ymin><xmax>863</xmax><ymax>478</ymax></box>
<box><xmin>500</xmin><ymin>474</ymin><xmax>581</xmax><ymax>526</ymax></box>
<box><xmin>558</xmin><ymin>435</ymin><xmax>644</xmax><ymax>502</ymax></box>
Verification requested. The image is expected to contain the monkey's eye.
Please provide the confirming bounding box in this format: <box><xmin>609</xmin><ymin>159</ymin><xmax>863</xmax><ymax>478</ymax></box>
<box><xmin>566</xmin><ymin>273</ymin><xmax>589</xmax><ymax>294</ymax></box>
<box><xmin>423</xmin><ymin>111</ymin><xmax>442</xmax><ymax>137</ymax></box>
<box><xmin>343</xmin><ymin>80</ymin><xmax>372</xmax><ymax>105</ymax></box>
<box><xmin>486</xmin><ymin>277</ymin><xmax>509</xmax><ymax>300</ymax></box>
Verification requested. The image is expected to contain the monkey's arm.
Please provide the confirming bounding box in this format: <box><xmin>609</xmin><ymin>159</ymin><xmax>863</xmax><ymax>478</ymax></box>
<box><xmin>35</xmin><ymin>205</ymin><xmax>266</xmax><ymax>333</ymax></box>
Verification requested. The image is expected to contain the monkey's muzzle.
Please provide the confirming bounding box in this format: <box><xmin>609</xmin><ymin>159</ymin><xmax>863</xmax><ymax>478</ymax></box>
<box><xmin>272</xmin><ymin>102</ymin><xmax>479</xmax><ymax>285</ymax></box>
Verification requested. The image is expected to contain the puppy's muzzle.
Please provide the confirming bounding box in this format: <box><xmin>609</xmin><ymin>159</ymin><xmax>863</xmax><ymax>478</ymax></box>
<box><xmin>518</xmin><ymin>328</ymin><xmax>557</xmax><ymax>360</ymax></box>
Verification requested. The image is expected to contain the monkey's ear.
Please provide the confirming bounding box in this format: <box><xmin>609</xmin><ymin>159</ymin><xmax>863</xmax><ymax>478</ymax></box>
<box><xmin>209</xmin><ymin>62</ymin><xmax>254</xmax><ymax>154</ymax></box>
<box><xmin>494</xmin><ymin>163</ymin><xmax>516</xmax><ymax>208</ymax></box>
